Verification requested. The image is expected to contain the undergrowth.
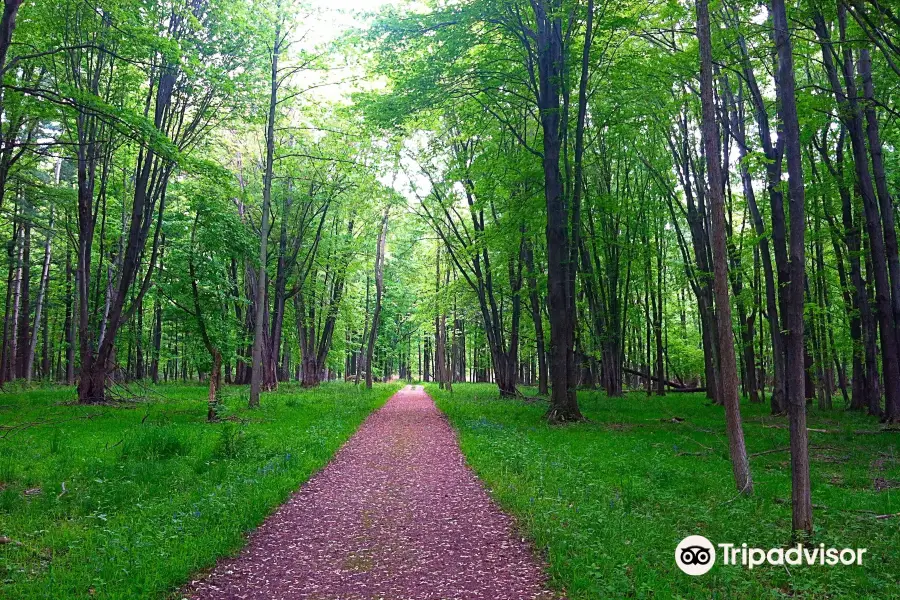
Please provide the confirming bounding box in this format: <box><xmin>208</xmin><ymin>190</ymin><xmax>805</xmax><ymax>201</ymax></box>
<box><xmin>431</xmin><ymin>383</ymin><xmax>899</xmax><ymax>599</ymax></box>
<box><xmin>0</xmin><ymin>381</ymin><xmax>398</xmax><ymax>599</ymax></box>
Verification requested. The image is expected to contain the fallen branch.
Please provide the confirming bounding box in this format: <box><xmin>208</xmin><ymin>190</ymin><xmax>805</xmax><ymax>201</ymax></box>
<box><xmin>761</xmin><ymin>424</ymin><xmax>836</xmax><ymax>433</ymax></box>
<box><xmin>105</xmin><ymin>438</ymin><xmax>124</xmax><ymax>450</ymax></box>
<box><xmin>622</xmin><ymin>367</ymin><xmax>705</xmax><ymax>392</ymax></box>
<box><xmin>682</xmin><ymin>436</ymin><xmax>715</xmax><ymax>452</ymax></box>
<box><xmin>750</xmin><ymin>445</ymin><xmax>835</xmax><ymax>458</ymax></box>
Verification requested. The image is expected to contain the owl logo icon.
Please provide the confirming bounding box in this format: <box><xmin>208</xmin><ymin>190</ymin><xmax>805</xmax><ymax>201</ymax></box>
<box><xmin>675</xmin><ymin>535</ymin><xmax>716</xmax><ymax>575</ymax></box>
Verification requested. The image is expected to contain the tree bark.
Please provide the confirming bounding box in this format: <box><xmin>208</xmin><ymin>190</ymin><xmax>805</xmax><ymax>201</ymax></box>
<box><xmin>669</xmin><ymin>116</ymin><xmax>720</xmax><ymax>404</ymax></box>
<box><xmin>15</xmin><ymin>214</ymin><xmax>29</xmax><ymax>380</ymax></box>
<box><xmin>25</xmin><ymin>210</ymin><xmax>52</xmax><ymax>382</ymax></box>
<box><xmin>188</xmin><ymin>213</ymin><xmax>222</xmax><ymax>422</ymax></box>
<box><xmin>773</xmin><ymin>0</ymin><xmax>812</xmax><ymax>532</ymax></box>
<box><xmin>0</xmin><ymin>218</ymin><xmax>18</xmax><ymax>384</ymax></box>
<box><xmin>356</xmin><ymin>274</ymin><xmax>370</xmax><ymax>385</ymax></box>
<box><xmin>814</xmin><ymin>9</ymin><xmax>900</xmax><ymax>420</ymax></box>
<box><xmin>7</xmin><ymin>211</ymin><xmax>23</xmax><ymax>382</ymax></box>
<box><xmin>696</xmin><ymin>0</ymin><xmax>752</xmax><ymax>495</ymax></box>
<box><xmin>366</xmin><ymin>209</ymin><xmax>388</xmax><ymax>389</ymax></box>
<box><xmin>434</xmin><ymin>249</ymin><xmax>447</xmax><ymax>389</ymax></box>
<box><xmin>531</xmin><ymin>0</ymin><xmax>582</xmax><ymax>421</ymax></box>
<box><xmin>150</xmin><ymin>288</ymin><xmax>163</xmax><ymax>384</ymax></box>
<box><xmin>250</xmin><ymin>22</ymin><xmax>281</xmax><ymax>407</ymax></box>
<box><xmin>64</xmin><ymin>234</ymin><xmax>75</xmax><ymax>385</ymax></box>
<box><xmin>75</xmin><ymin>37</ymin><xmax>175</xmax><ymax>403</ymax></box>
<box><xmin>270</xmin><ymin>189</ymin><xmax>291</xmax><ymax>382</ymax></box>
<box><xmin>728</xmin><ymin>19</ymin><xmax>790</xmax><ymax>414</ymax></box>
<box><xmin>0</xmin><ymin>0</ymin><xmax>22</xmax><ymax>77</ymax></box>
<box><xmin>858</xmin><ymin>49</ymin><xmax>900</xmax><ymax>421</ymax></box>
<box><xmin>524</xmin><ymin>227</ymin><xmax>547</xmax><ymax>393</ymax></box>
<box><xmin>0</xmin><ymin>0</ymin><xmax>24</xmax><ymax>214</ymax></box>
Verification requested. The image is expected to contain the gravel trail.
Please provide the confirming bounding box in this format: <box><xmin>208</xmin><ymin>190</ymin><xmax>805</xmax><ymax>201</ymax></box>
<box><xmin>186</xmin><ymin>385</ymin><xmax>556</xmax><ymax>600</ymax></box>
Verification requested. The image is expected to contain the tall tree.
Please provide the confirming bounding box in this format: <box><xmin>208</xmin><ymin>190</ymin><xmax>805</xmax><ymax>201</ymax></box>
<box><xmin>250</xmin><ymin>20</ymin><xmax>282</xmax><ymax>407</ymax></box>
<box><xmin>365</xmin><ymin>208</ymin><xmax>388</xmax><ymax>389</ymax></box>
<box><xmin>772</xmin><ymin>0</ymin><xmax>812</xmax><ymax>533</ymax></box>
<box><xmin>695</xmin><ymin>0</ymin><xmax>752</xmax><ymax>495</ymax></box>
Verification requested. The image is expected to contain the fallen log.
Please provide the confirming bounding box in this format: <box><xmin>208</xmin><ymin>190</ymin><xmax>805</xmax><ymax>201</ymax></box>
<box><xmin>622</xmin><ymin>367</ymin><xmax>705</xmax><ymax>392</ymax></box>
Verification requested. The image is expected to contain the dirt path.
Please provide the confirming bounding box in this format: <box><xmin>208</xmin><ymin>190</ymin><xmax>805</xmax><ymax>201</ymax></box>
<box><xmin>186</xmin><ymin>385</ymin><xmax>556</xmax><ymax>600</ymax></box>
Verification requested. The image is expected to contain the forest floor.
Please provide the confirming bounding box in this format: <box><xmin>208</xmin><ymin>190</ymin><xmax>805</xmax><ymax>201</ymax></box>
<box><xmin>0</xmin><ymin>381</ymin><xmax>399</xmax><ymax>599</ymax></box>
<box><xmin>3</xmin><ymin>381</ymin><xmax>897</xmax><ymax>599</ymax></box>
<box><xmin>431</xmin><ymin>383</ymin><xmax>900</xmax><ymax>599</ymax></box>
<box><xmin>185</xmin><ymin>384</ymin><xmax>555</xmax><ymax>600</ymax></box>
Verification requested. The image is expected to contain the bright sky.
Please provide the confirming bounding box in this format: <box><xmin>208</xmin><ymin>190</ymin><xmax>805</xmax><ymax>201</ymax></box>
<box><xmin>302</xmin><ymin>0</ymin><xmax>432</xmax><ymax>199</ymax></box>
<box><xmin>307</xmin><ymin>0</ymin><xmax>404</xmax><ymax>42</ymax></box>
<box><xmin>311</xmin><ymin>0</ymin><xmax>400</xmax><ymax>10</ymax></box>
<box><xmin>295</xmin><ymin>0</ymin><xmax>407</xmax><ymax>100</ymax></box>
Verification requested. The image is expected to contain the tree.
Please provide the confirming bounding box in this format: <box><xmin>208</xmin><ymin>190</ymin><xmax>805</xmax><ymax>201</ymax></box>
<box><xmin>365</xmin><ymin>208</ymin><xmax>388</xmax><ymax>389</ymax></box>
<box><xmin>250</xmin><ymin>18</ymin><xmax>283</xmax><ymax>407</ymax></box>
<box><xmin>771</xmin><ymin>0</ymin><xmax>811</xmax><ymax>533</ymax></box>
<box><xmin>695</xmin><ymin>0</ymin><xmax>752</xmax><ymax>494</ymax></box>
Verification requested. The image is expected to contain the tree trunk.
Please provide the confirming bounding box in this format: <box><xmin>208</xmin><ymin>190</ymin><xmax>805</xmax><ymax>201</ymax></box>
<box><xmin>530</xmin><ymin>1</ymin><xmax>581</xmax><ymax>421</ymax></box>
<box><xmin>25</xmin><ymin>210</ymin><xmax>52</xmax><ymax>382</ymax></box>
<box><xmin>773</xmin><ymin>0</ymin><xmax>812</xmax><ymax>533</ymax></box>
<box><xmin>729</xmin><ymin>21</ymin><xmax>788</xmax><ymax>414</ymax></box>
<box><xmin>15</xmin><ymin>215</ymin><xmax>29</xmax><ymax>379</ymax></box>
<box><xmin>208</xmin><ymin>350</ymin><xmax>221</xmax><ymax>422</ymax></box>
<box><xmin>366</xmin><ymin>210</ymin><xmax>388</xmax><ymax>389</ymax></box>
<box><xmin>0</xmin><ymin>0</ymin><xmax>22</xmax><ymax>77</ymax></box>
<box><xmin>434</xmin><ymin>250</ymin><xmax>447</xmax><ymax>390</ymax></box>
<box><xmin>671</xmin><ymin>114</ymin><xmax>720</xmax><ymax>405</ymax></box>
<box><xmin>654</xmin><ymin>222</ymin><xmax>666</xmax><ymax>396</ymax></box>
<box><xmin>250</xmin><ymin>23</ymin><xmax>280</xmax><ymax>407</ymax></box>
<box><xmin>8</xmin><ymin>214</ymin><xmax>23</xmax><ymax>382</ymax></box>
<box><xmin>0</xmin><ymin>1</ymin><xmax>24</xmax><ymax>213</ymax></box>
<box><xmin>524</xmin><ymin>237</ymin><xmax>548</xmax><ymax>395</ymax></box>
<box><xmin>814</xmin><ymin>9</ymin><xmax>900</xmax><ymax>419</ymax></box>
<box><xmin>696</xmin><ymin>0</ymin><xmax>752</xmax><ymax>495</ymax></box>
<box><xmin>813</xmin><ymin>125</ymin><xmax>875</xmax><ymax>412</ymax></box>
<box><xmin>423</xmin><ymin>335</ymin><xmax>431</xmax><ymax>382</ymax></box>
<box><xmin>150</xmin><ymin>289</ymin><xmax>162</xmax><ymax>384</ymax></box>
<box><xmin>271</xmin><ymin>191</ymin><xmax>290</xmax><ymax>382</ymax></box>
<box><xmin>64</xmin><ymin>238</ymin><xmax>75</xmax><ymax>385</ymax></box>
<box><xmin>0</xmin><ymin>219</ymin><xmax>17</xmax><ymax>384</ymax></box>
<box><xmin>135</xmin><ymin>296</ymin><xmax>144</xmax><ymax>381</ymax></box>
<box><xmin>859</xmin><ymin>49</ymin><xmax>900</xmax><ymax>421</ymax></box>
<box><xmin>356</xmin><ymin>275</ymin><xmax>370</xmax><ymax>385</ymax></box>
<box><xmin>76</xmin><ymin>52</ymin><xmax>174</xmax><ymax>403</ymax></box>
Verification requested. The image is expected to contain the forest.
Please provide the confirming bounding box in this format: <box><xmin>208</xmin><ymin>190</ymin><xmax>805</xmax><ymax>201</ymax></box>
<box><xmin>0</xmin><ymin>0</ymin><xmax>899</xmax><ymax>598</ymax></box>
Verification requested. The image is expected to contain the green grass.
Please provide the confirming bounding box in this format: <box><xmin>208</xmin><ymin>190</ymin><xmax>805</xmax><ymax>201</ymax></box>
<box><xmin>0</xmin><ymin>381</ymin><xmax>399</xmax><ymax>599</ymax></box>
<box><xmin>430</xmin><ymin>383</ymin><xmax>900</xmax><ymax>599</ymax></box>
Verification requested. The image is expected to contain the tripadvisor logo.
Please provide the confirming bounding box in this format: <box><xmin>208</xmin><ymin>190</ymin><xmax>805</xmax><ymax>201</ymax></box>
<box><xmin>675</xmin><ymin>536</ymin><xmax>867</xmax><ymax>576</ymax></box>
<box><xmin>675</xmin><ymin>535</ymin><xmax>716</xmax><ymax>575</ymax></box>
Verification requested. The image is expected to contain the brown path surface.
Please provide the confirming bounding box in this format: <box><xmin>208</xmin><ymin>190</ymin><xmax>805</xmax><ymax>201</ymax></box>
<box><xmin>186</xmin><ymin>385</ymin><xmax>556</xmax><ymax>600</ymax></box>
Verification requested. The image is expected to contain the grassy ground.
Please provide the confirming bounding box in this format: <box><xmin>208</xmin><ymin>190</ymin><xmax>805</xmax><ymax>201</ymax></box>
<box><xmin>0</xmin><ymin>381</ymin><xmax>399</xmax><ymax>600</ymax></box>
<box><xmin>430</xmin><ymin>383</ymin><xmax>900</xmax><ymax>599</ymax></box>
